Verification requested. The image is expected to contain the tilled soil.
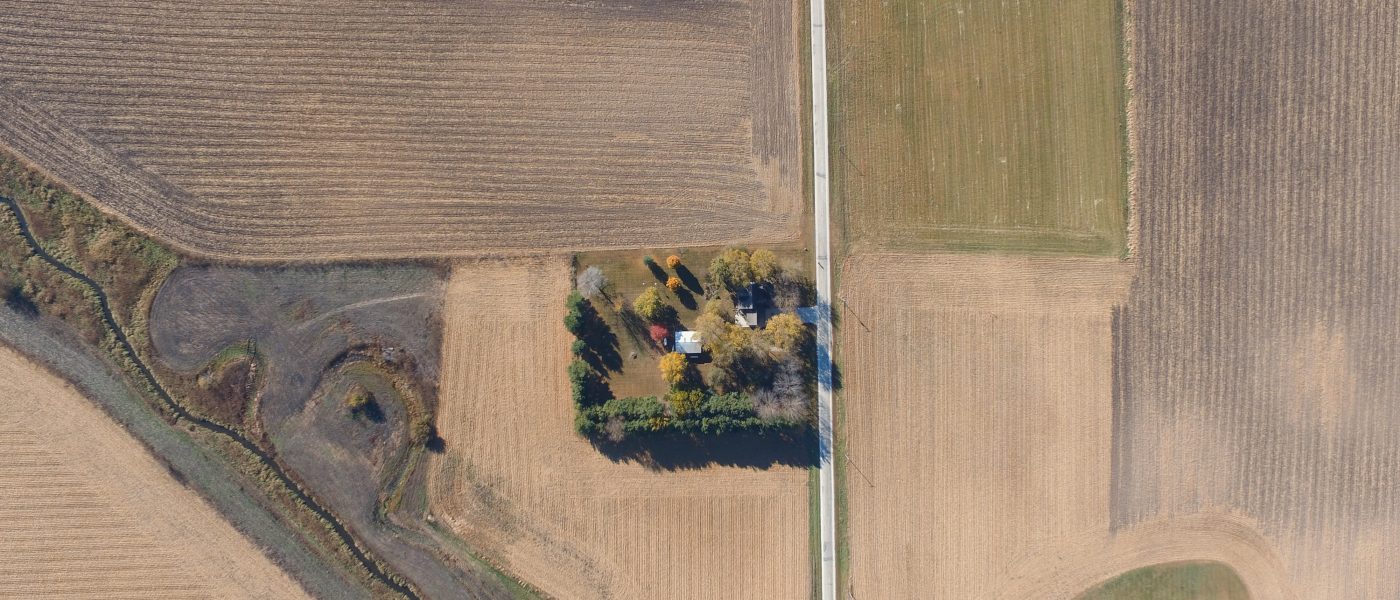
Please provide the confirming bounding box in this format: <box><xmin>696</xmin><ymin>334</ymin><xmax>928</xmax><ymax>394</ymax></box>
<box><xmin>0</xmin><ymin>345</ymin><xmax>312</xmax><ymax>599</ymax></box>
<box><xmin>0</xmin><ymin>0</ymin><xmax>803</xmax><ymax>261</ymax></box>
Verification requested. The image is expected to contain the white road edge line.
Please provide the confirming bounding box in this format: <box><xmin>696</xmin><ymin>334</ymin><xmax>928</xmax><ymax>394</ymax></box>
<box><xmin>809</xmin><ymin>0</ymin><xmax>837</xmax><ymax>598</ymax></box>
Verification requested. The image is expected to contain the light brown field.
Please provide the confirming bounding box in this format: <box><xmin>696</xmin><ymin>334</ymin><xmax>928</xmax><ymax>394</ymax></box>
<box><xmin>0</xmin><ymin>345</ymin><xmax>310</xmax><ymax>599</ymax></box>
<box><xmin>0</xmin><ymin>0</ymin><xmax>802</xmax><ymax>261</ymax></box>
<box><xmin>839</xmin><ymin>253</ymin><xmax>1141</xmax><ymax>599</ymax></box>
<box><xmin>425</xmin><ymin>257</ymin><xmax>810</xmax><ymax>599</ymax></box>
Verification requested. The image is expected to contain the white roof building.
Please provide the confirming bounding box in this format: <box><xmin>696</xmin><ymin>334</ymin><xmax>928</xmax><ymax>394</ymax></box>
<box><xmin>674</xmin><ymin>330</ymin><xmax>703</xmax><ymax>355</ymax></box>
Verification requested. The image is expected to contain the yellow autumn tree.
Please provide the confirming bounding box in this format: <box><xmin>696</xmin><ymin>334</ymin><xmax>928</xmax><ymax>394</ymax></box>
<box><xmin>709</xmin><ymin>247</ymin><xmax>754</xmax><ymax>289</ymax></box>
<box><xmin>666</xmin><ymin>276</ymin><xmax>682</xmax><ymax>291</ymax></box>
<box><xmin>633</xmin><ymin>286</ymin><xmax>666</xmax><ymax>322</ymax></box>
<box><xmin>666</xmin><ymin>388</ymin><xmax>704</xmax><ymax>417</ymax></box>
<box><xmin>666</xmin><ymin>254</ymin><xmax>682</xmax><ymax>269</ymax></box>
<box><xmin>694</xmin><ymin>311</ymin><xmax>731</xmax><ymax>349</ymax></box>
<box><xmin>659</xmin><ymin>352</ymin><xmax>688</xmax><ymax>385</ymax></box>
<box><xmin>764</xmin><ymin>312</ymin><xmax>807</xmax><ymax>354</ymax></box>
<box><xmin>750</xmin><ymin>248</ymin><xmax>780</xmax><ymax>282</ymax></box>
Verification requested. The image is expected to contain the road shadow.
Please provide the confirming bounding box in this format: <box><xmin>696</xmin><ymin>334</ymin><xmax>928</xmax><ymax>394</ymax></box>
<box><xmin>589</xmin><ymin>426</ymin><xmax>818</xmax><ymax>471</ymax></box>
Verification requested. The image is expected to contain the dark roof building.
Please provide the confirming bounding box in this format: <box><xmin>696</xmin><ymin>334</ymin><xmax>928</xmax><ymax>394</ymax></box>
<box><xmin>734</xmin><ymin>282</ymin><xmax>774</xmax><ymax>328</ymax></box>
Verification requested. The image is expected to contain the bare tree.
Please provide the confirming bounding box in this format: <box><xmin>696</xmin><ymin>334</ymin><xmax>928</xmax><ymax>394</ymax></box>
<box><xmin>576</xmin><ymin>265</ymin><xmax>607</xmax><ymax>298</ymax></box>
<box><xmin>773</xmin><ymin>272</ymin><xmax>811</xmax><ymax>312</ymax></box>
<box><xmin>605</xmin><ymin>415</ymin><xmax>626</xmax><ymax>442</ymax></box>
<box><xmin>755</xmin><ymin>359</ymin><xmax>810</xmax><ymax>421</ymax></box>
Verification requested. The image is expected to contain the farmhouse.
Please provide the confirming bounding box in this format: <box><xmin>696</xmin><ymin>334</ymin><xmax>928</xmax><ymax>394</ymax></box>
<box><xmin>674</xmin><ymin>331</ymin><xmax>704</xmax><ymax>356</ymax></box>
<box><xmin>734</xmin><ymin>282</ymin><xmax>774</xmax><ymax>328</ymax></box>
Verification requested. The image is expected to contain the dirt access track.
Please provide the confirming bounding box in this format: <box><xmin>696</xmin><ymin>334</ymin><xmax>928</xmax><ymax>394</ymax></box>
<box><xmin>0</xmin><ymin>345</ymin><xmax>310</xmax><ymax>599</ymax></box>
<box><xmin>0</xmin><ymin>0</ymin><xmax>803</xmax><ymax>261</ymax></box>
<box><xmin>426</xmin><ymin>257</ymin><xmax>811</xmax><ymax>600</ymax></box>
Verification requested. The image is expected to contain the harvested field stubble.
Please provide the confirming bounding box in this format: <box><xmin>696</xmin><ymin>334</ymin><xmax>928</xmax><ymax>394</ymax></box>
<box><xmin>837</xmin><ymin>2</ymin><xmax>1400</xmax><ymax>598</ymax></box>
<box><xmin>0</xmin><ymin>345</ymin><xmax>310</xmax><ymax>599</ymax></box>
<box><xmin>427</xmin><ymin>257</ymin><xmax>810</xmax><ymax>600</ymax></box>
<box><xmin>838</xmin><ymin>254</ymin><xmax>1133</xmax><ymax>599</ymax></box>
<box><xmin>0</xmin><ymin>0</ymin><xmax>803</xmax><ymax>260</ymax></box>
<box><xmin>1109</xmin><ymin>2</ymin><xmax>1400</xmax><ymax>598</ymax></box>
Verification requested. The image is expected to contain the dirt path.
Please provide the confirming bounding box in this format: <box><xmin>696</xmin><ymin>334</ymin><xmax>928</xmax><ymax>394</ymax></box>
<box><xmin>0</xmin><ymin>345</ymin><xmax>311</xmax><ymax>599</ymax></box>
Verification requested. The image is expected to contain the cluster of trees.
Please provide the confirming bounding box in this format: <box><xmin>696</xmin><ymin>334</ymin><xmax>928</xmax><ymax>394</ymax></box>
<box><xmin>565</xmin><ymin>251</ymin><xmax>814</xmax><ymax>443</ymax></box>
<box><xmin>564</xmin><ymin>291</ymin><xmax>589</xmax><ymax>336</ymax></box>
<box><xmin>574</xmin><ymin>391</ymin><xmax>802</xmax><ymax>441</ymax></box>
<box><xmin>693</xmin><ymin>302</ymin><xmax>809</xmax><ymax>388</ymax></box>
<box><xmin>568</xmin><ymin>357</ymin><xmax>609</xmax><ymax>406</ymax></box>
<box><xmin>708</xmin><ymin>247</ymin><xmax>779</xmax><ymax>291</ymax></box>
<box><xmin>565</xmin><ymin>288</ymin><xmax>618</xmax><ymax>407</ymax></box>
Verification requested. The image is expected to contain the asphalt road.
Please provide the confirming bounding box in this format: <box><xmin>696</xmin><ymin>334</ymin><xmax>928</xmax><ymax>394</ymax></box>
<box><xmin>807</xmin><ymin>0</ymin><xmax>837</xmax><ymax>598</ymax></box>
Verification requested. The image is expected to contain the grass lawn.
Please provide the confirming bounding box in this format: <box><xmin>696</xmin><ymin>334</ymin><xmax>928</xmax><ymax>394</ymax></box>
<box><xmin>829</xmin><ymin>0</ymin><xmax>1129</xmax><ymax>256</ymax></box>
<box><xmin>575</xmin><ymin>245</ymin><xmax>808</xmax><ymax>399</ymax></box>
<box><xmin>1074</xmin><ymin>561</ymin><xmax>1250</xmax><ymax>600</ymax></box>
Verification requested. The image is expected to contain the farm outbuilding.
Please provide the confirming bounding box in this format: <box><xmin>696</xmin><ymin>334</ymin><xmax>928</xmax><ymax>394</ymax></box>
<box><xmin>674</xmin><ymin>331</ymin><xmax>704</xmax><ymax>355</ymax></box>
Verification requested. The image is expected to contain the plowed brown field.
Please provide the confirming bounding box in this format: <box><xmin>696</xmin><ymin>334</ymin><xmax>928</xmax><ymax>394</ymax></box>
<box><xmin>426</xmin><ymin>257</ymin><xmax>810</xmax><ymax>600</ymax></box>
<box><xmin>1108</xmin><ymin>2</ymin><xmax>1400</xmax><ymax>598</ymax></box>
<box><xmin>0</xmin><ymin>0</ymin><xmax>802</xmax><ymax>261</ymax></box>
<box><xmin>0</xmin><ymin>345</ymin><xmax>310</xmax><ymax>599</ymax></box>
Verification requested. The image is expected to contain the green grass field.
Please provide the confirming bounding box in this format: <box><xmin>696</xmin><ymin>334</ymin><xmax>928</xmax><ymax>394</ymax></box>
<box><xmin>829</xmin><ymin>0</ymin><xmax>1129</xmax><ymax>255</ymax></box>
<box><xmin>1075</xmin><ymin>561</ymin><xmax>1250</xmax><ymax>600</ymax></box>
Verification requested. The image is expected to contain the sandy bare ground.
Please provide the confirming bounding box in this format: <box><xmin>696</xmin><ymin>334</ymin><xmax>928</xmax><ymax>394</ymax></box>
<box><xmin>0</xmin><ymin>0</ymin><xmax>802</xmax><ymax>261</ymax></box>
<box><xmin>0</xmin><ymin>345</ymin><xmax>309</xmax><ymax>599</ymax></box>
<box><xmin>426</xmin><ymin>257</ymin><xmax>810</xmax><ymax>600</ymax></box>
<box><xmin>839</xmin><ymin>253</ymin><xmax>1146</xmax><ymax>599</ymax></box>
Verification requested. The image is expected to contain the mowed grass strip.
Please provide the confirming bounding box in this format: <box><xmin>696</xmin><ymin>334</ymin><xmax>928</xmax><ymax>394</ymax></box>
<box><xmin>830</xmin><ymin>0</ymin><xmax>1128</xmax><ymax>255</ymax></box>
<box><xmin>1074</xmin><ymin>562</ymin><xmax>1250</xmax><ymax>600</ymax></box>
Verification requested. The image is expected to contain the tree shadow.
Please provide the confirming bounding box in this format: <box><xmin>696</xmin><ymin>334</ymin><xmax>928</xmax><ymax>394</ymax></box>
<box><xmin>674</xmin><ymin>287</ymin><xmax>697</xmax><ymax>311</ymax></box>
<box><xmin>3</xmin><ymin>285</ymin><xmax>38</xmax><ymax>317</ymax></box>
<box><xmin>817</xmin><ymin>341</ymin><xmax>842</xmax><ymax>392</ymax></box>
<box><xmin>589</xmin><ymin>426</ymin><xmax>818</xmax><ymax>471</ymax></box>
<box><xmin>617</xmin><ymin>308</ymin><xmax>654</xmax><ymax>354</ymax></box>
<box><xmin>675</xmin><ymin>265</ymin><xmax>704</xmax><ymax>294</ymax></box>
<box><xmin>425</xmin><ymin>435</ymin><xmax>446</xmax><ymax>454</ymax></box>
<box><xmin>578</xmin><ymin>299</ymin><xmax>622</xmax><ymax>372</ymax></box>
<box><xmin>354</xmin><ymin>398</ymin><xmax>386</xmax><ymax>423</ymax></box>
<box><xmin>646</xmin><ymin>261</ymin><xmax>669</xmax><ymax>283</ymax></box>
